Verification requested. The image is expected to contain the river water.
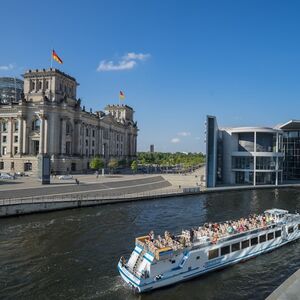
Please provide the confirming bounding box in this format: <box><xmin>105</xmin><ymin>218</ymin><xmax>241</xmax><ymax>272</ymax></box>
<box><xmin>1</xmin><ymin>188</ymin><xmax>300</xmax><ymax>300</ymax></box>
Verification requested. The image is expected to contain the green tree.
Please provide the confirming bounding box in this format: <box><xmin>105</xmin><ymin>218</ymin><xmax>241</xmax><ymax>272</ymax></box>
<box><xmin>108</xmin><ymin>158</ymin><xmax>119</xmax><ymax>173</ymax></box>
<box><xmin>89</xmin><ymin>157</ymin><xmax>104</xmax><ymax>170</ymax></box>
<box><xmin>131</xmin><ymin>160</ymin><xmax>138</xmax><ymax>173</ymax></box>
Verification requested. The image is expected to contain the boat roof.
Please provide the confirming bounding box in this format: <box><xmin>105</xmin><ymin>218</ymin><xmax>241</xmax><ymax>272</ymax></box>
<box><xmin>264</xmin><ymin>208</ymin><xmax>288</xmax><ymax>215</ymax></box>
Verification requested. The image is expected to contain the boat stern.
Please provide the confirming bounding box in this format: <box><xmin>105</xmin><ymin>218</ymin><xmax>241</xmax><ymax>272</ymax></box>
<box><xmin>118</xmin><ymin>259</ymin><xmax>142</xmax><ymax>293</ymax></box>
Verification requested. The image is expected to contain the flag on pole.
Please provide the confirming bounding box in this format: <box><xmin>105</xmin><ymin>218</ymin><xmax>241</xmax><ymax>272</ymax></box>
<box><xmin>52</xmin><ymin>49</ymin><xmax>63</xmax><ymax>64</ymax></box>
<box><xmin>119</xmin><ymin>91</ymin><xmax>125</xmax><ymax>100</ymax></box>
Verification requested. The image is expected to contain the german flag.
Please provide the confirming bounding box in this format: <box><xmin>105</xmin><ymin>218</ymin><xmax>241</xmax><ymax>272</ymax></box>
<box><xmin>52</xmin><ymin>49</ymin><xmax>63</xmax><ymax>64</ymax></box>
<box><xmin>119</xmin><ymin>91</ymin><xmax>125</xmax><ymax>100</ymax></box>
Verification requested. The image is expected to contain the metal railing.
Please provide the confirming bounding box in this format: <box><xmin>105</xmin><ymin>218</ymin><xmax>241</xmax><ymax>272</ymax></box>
<box><xmin>0</xmin><ymin>187</ymin><xmax>202</xmax><ymax>206</ymax></box>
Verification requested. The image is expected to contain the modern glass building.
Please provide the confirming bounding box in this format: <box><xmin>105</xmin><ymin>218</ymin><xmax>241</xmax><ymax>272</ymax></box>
<box><xmin>206</xmin><ymin>116</ymin><xmax>284</xmax><ymax>187</ymax></box>
<box><xmin>0</xmin><ymin>77</ymin><xmax>24</xmax><ymax>104</ymax></box>
<box><xmin>279</xmin><ymin>120</ymin><xmax>300</xmax><ymax>180</ymax></box>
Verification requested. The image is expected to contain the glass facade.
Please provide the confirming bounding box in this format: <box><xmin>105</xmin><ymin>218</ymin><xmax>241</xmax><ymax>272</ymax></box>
<box><xmin>256</xmin><ymin>157</ymin><xmax>276</xmax><ymax>170</ymax></box>
<box><xmin>238</xmin><ymin>133</ymin><xmax>254</xmax><ymax>152</ymax></box>
<box><xmin>256</xmin><ymin>133</ymin><xmax>276</xmax><ymax>152</ymax></box>
<box><xmin>256</xmin><ymin>172</ymin><xmax>276</xmax><ymax>185</ymax></box>
<box><xmin>232</xmin><ymin>156</ymin><xmax>254</xmax><ymax>170</ymax></box>
<box><xmin>283</xmin><ymin>130</ymin><xmax>300</xmax><ymax>180</ymax></box>
<box><xmin>0</xmin><ymin>77</ymin><xmax>23</xmax><ymax>104</ymax></box>
<box><xmin>235</xmin><ymin>171</ymin><xmax>254</xmax><ymax>185</ymax></box>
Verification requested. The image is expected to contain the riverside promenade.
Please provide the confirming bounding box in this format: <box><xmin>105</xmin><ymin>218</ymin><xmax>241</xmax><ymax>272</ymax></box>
<box><xmin>2</xmin><ymin>167</ymin><xmax>300</xmax><ymax>217</ymax></box>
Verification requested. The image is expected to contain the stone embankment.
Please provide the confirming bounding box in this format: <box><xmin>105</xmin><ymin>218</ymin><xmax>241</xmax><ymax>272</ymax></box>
<box><xmin>266</xmin><ymin>268</ymin><xmax>300</xmax><ymax>300</ymax></box>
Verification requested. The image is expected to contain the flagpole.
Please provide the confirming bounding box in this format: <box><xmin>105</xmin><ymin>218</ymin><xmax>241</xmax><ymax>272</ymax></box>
<box><xmin>50</xmin><ymin>48</ymin><xmax>53</xmax><ymax>69</ymax></box>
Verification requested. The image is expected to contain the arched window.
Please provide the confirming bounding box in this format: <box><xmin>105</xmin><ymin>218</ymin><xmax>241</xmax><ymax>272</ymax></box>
<box><xmin>32</xmin><ymin>119</ymin><xmax>40</xmax><ymax>131</ymax></box>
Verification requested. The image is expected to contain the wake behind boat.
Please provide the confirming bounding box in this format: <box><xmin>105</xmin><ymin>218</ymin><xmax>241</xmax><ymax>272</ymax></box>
<box><xmin>118</xmin><ymin>208</ymin><xmax>300</xmax><ymax>293</ymax></box>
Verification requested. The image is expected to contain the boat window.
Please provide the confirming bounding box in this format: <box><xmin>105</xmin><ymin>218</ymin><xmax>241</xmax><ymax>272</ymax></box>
<box><xmin>241</xmin><ymin>240</ymin><xmax>250</xmax><ymax>249</ymax></box>
<box><xmin>267</xmin><ymin>232</ymin><xmax>274</xmax><ymax>240</ymax></box>
<box><xmin>275</xmin><ymin>230</ymin><xmax>281</xmax><ymax>238</ymax></box>
<box><xmin>231</xmin><ymin>242</ymin><xmax>240</xmax><ymax>252</ymax></box>
<box><xmin>259</xmin><ymin>235</ymin><xmax>266</xmax><ymax>243</ymax></box>
<box><xmin>171</xmin><ymin>260</ymin><xmax>176</xmax><ymax>264</ymax></box>
<box><xmin>288</xmin><ymin>226</ymin><xmax>294</xmax><ymax>234</ymax></box>
<box><xmin>251</xmin><ymin>237</ymin><xmax>258</xmax><ymax>246</ymax></box>
<box><xmin>221</xmin><ymin>245</ymin><xmax>230</xmax><ymax>256</ymax></box>
<box><xmin>196</xmin><ymin>256</ymin><xmax>200</xmax><ymax>260</ymax></box>
<box><xmin>208</xmin><ymin>249</ymin><xmax>219</xmax><ymax>260</ymax></box>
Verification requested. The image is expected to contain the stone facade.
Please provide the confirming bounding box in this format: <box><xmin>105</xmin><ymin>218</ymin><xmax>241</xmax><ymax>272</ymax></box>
<box><xmin>0</xmin><ymin>68</ymin><xmax>138</xmax><ymax>174</ymax></box>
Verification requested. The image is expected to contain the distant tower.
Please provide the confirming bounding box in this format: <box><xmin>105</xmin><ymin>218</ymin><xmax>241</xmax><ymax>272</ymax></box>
<box><xmin>150</xmin><ymin>144</ymin><xmax>154</xmax><ymax>153</ymax></box>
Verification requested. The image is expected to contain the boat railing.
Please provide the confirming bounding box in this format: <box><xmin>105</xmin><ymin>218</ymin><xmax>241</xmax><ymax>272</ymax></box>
<box><xmin>191</xmin><ymin>222</ymin><xmax>279</xmax><ymax>249</ymax></box>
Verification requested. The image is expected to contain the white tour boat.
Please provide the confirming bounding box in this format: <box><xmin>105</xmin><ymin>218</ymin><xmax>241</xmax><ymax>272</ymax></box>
<box><xmin>118</xmin><ymin>208</ymin><xmax>300</xmax><ymax>293</ymax></box>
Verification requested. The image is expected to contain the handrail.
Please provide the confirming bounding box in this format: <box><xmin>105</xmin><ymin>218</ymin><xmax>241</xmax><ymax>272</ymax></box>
<box><xmin>0</xmin><ymin>187</ymin><xmax>201</xmax><ymax>206</ymax></box>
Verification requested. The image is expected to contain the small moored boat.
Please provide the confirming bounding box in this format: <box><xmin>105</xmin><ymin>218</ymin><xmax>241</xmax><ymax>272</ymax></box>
<box><xmin>118</xmin><ymin>208</ymin><xmax>300</xmax><ymax>293</ymax></box>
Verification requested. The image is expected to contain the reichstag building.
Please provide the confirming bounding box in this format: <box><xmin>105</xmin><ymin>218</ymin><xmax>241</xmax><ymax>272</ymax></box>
<box><xmin>0</xmin><ymin>68</ymin><xmax>138</xmax><ymax>174</ymax></box>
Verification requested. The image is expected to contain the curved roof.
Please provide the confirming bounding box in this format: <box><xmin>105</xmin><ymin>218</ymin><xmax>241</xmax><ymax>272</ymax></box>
<box><xmin>221</xmin><ymin>126</ymin><xmax>282</xmax><ymax>133</ymax></box>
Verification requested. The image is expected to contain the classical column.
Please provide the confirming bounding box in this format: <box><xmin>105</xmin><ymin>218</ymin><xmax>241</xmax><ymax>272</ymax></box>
<box><xmin>44</xmin><ymin>117</ymin><xmax>48</xmax><ymax>154</ymax></box>
<box><xmin>82</xmin><ymin>123</ymin><xmax>86</xmax><ymax>156</ymax></box>
<box><xmin>18</xmin><ymin>117</ymin><xmax>23</xmax><ymax>155</ymax></box>
<box><xmin>61</xmin><ymin>118</ymin><xmax>66</xmax><ymax>155</ymax></box>
<box><xmin>8</xmin><ymin>118</ymin><xmax>13</xmax><ymax>156</ymax></box>
<box><xmin>39</xmin><ymin>116</ymin><xmax>45</xmax><ymax>154</ymax></box>
<box><xmin>22</xmin><ymin>119</ymin><xmax>27</xmax><ymax>154</ymax></box>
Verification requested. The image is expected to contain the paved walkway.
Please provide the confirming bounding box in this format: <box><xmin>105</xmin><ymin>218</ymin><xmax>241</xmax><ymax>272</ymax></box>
<box><xmin>266</xmin><ymin>269</ymin><xmax>300</xmax><ymax>300</ymax></box>
<box><xmin>0</xmin><ymin>175</ymin><xmax>172</xmax><ymax>201</ymax></box>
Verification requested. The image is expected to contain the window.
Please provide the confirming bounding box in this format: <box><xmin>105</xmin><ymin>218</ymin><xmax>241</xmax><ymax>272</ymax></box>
<box><xmin>298</xmin><ymin>224</ymin><xmax>300</xmax><ymax>231</ymax></box>
<box><xmin>2</xmin><ymin>122</ymin><xmax>7</xmax><ymax>132</ymax></box>
<box><xmin>231</xmin><ymin>242</ymin><xmax>240</xmax><ymax>252</ymax></box>
<box><xmin>251</xmin><ymin>237</ymin><xmax>258</xmax><ymax>246</ymax></box>
<box><xmin>196</xmin><ymin>256</ymin><xmax>200</xmax><ymax>260</ymax></box>
<box><xmin>92</xmin><ymin>140</ymin><xmax>95</xmax><ymax>147</ymax></box>
<box><xmin>24</xmin><ymin>162</ymin><xmax>32</xmax><ymax>171</ymax></box>
<box><xmin>32</xmin><ymin>119</ymin><xmax>41</xmax><ymax>131</ymax></box>
<box><xmin>171</xmin><ymin>260</ymin><xmax>176</xmax><ymax>264</ymax></box>
<box><xmin>33</xmin><ymin>141</ymin><xmax>39</xmax><ymax>155</ymax></box>
<box><xmin>208</xmin><ymin>249</ymin><xmax>219</xmax><ymax>260</ymax></box>
<box><xmin>2</xmin><ymin>136</ymin><xmax>7</xmax><ymax>143</ymax></box>
<box><xmin>14</xmin><ymin>121</ymin><xmax>19</xmax><ymax>132</ymax></box>
<box><xmin>275</xmin><ymin>230</ymin><xmax>282</xmax><ymax>238</ymax></box>
<box><xmin>66</xmin><ymin>123</ymin><xmax>71</xmax><ymax>135</ymax></box>
<box><xmin>221</xmin><ymin>245</ymin><xmax>230</xmax><ymax>256</ymax></box>
<box><xmin>11</xmin><ymin>162</ymin><xmax>14</xmax><ymax>170</ymax></box>
<box><xmin>2</xmin><ymin>146</ymin><xmax>7</xmax><ymax>155</ymax></box>
<box><xmin>45</xmin><ymin>81</ymin><xmax>49</xmax><ymax>90</ymax></box>
<box><xmin>85</xmin><ymin>140</ymin><xmax>88</xmax><ymax>146</ymax></box>
<box><xmin>14</xmin><ymin>136</ymin><xmax>18</xmax><ymax>143</ymax></box>
<box><xmin>288</xmin><ymin>226</ymin><xmax>294</xmax><ymax>234</ymax></box>
<box><xmin>66</xmin><ymin>142</ymin><xmax>71</xmax><ymax>155</ymax></box>
<box><xmin>259</xmin><ymin>235</ymin><xmax>266</xmax><ymax>243</ymax></box>
<box><xmin>14</xmin><ymin>147</ymin><xmax>18</xmax><ymax>155</ymax></box>
<box><xmin>267</xmin><ymin>232</ymin><xmax>274</xmax><ymax>240</ymax></box>
<box><xmin>92</xmin><ymin>130</ymin><xmax>95</xmax><ymax>137</ymax></box>
<box><xmin>86</xmin><ymin>128</ymin><xmax>89</xmax><ymax>136</ymax></box>
<box><xmin>241</xmin><ymin>240</ymin><xmax>250</xmax><ymax>249</ymax></box>
<box><xmin>0</xmin><ymin>162</ymin><xmax>4</xmax><ymax>169</ymax></box>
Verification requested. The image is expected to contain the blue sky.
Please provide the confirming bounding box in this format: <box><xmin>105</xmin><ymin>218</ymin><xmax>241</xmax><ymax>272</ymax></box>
<box><xmin>1</xmin><ymin>0</ymin><xmax>300</xmax><ymax>153</ymax></box>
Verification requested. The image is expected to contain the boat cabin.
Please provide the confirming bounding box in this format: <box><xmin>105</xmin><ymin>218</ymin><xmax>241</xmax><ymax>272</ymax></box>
<box><xmin>264</xmin><ymin>208</ymin><xmax>288</xmax><ymax>222</ymax></box>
